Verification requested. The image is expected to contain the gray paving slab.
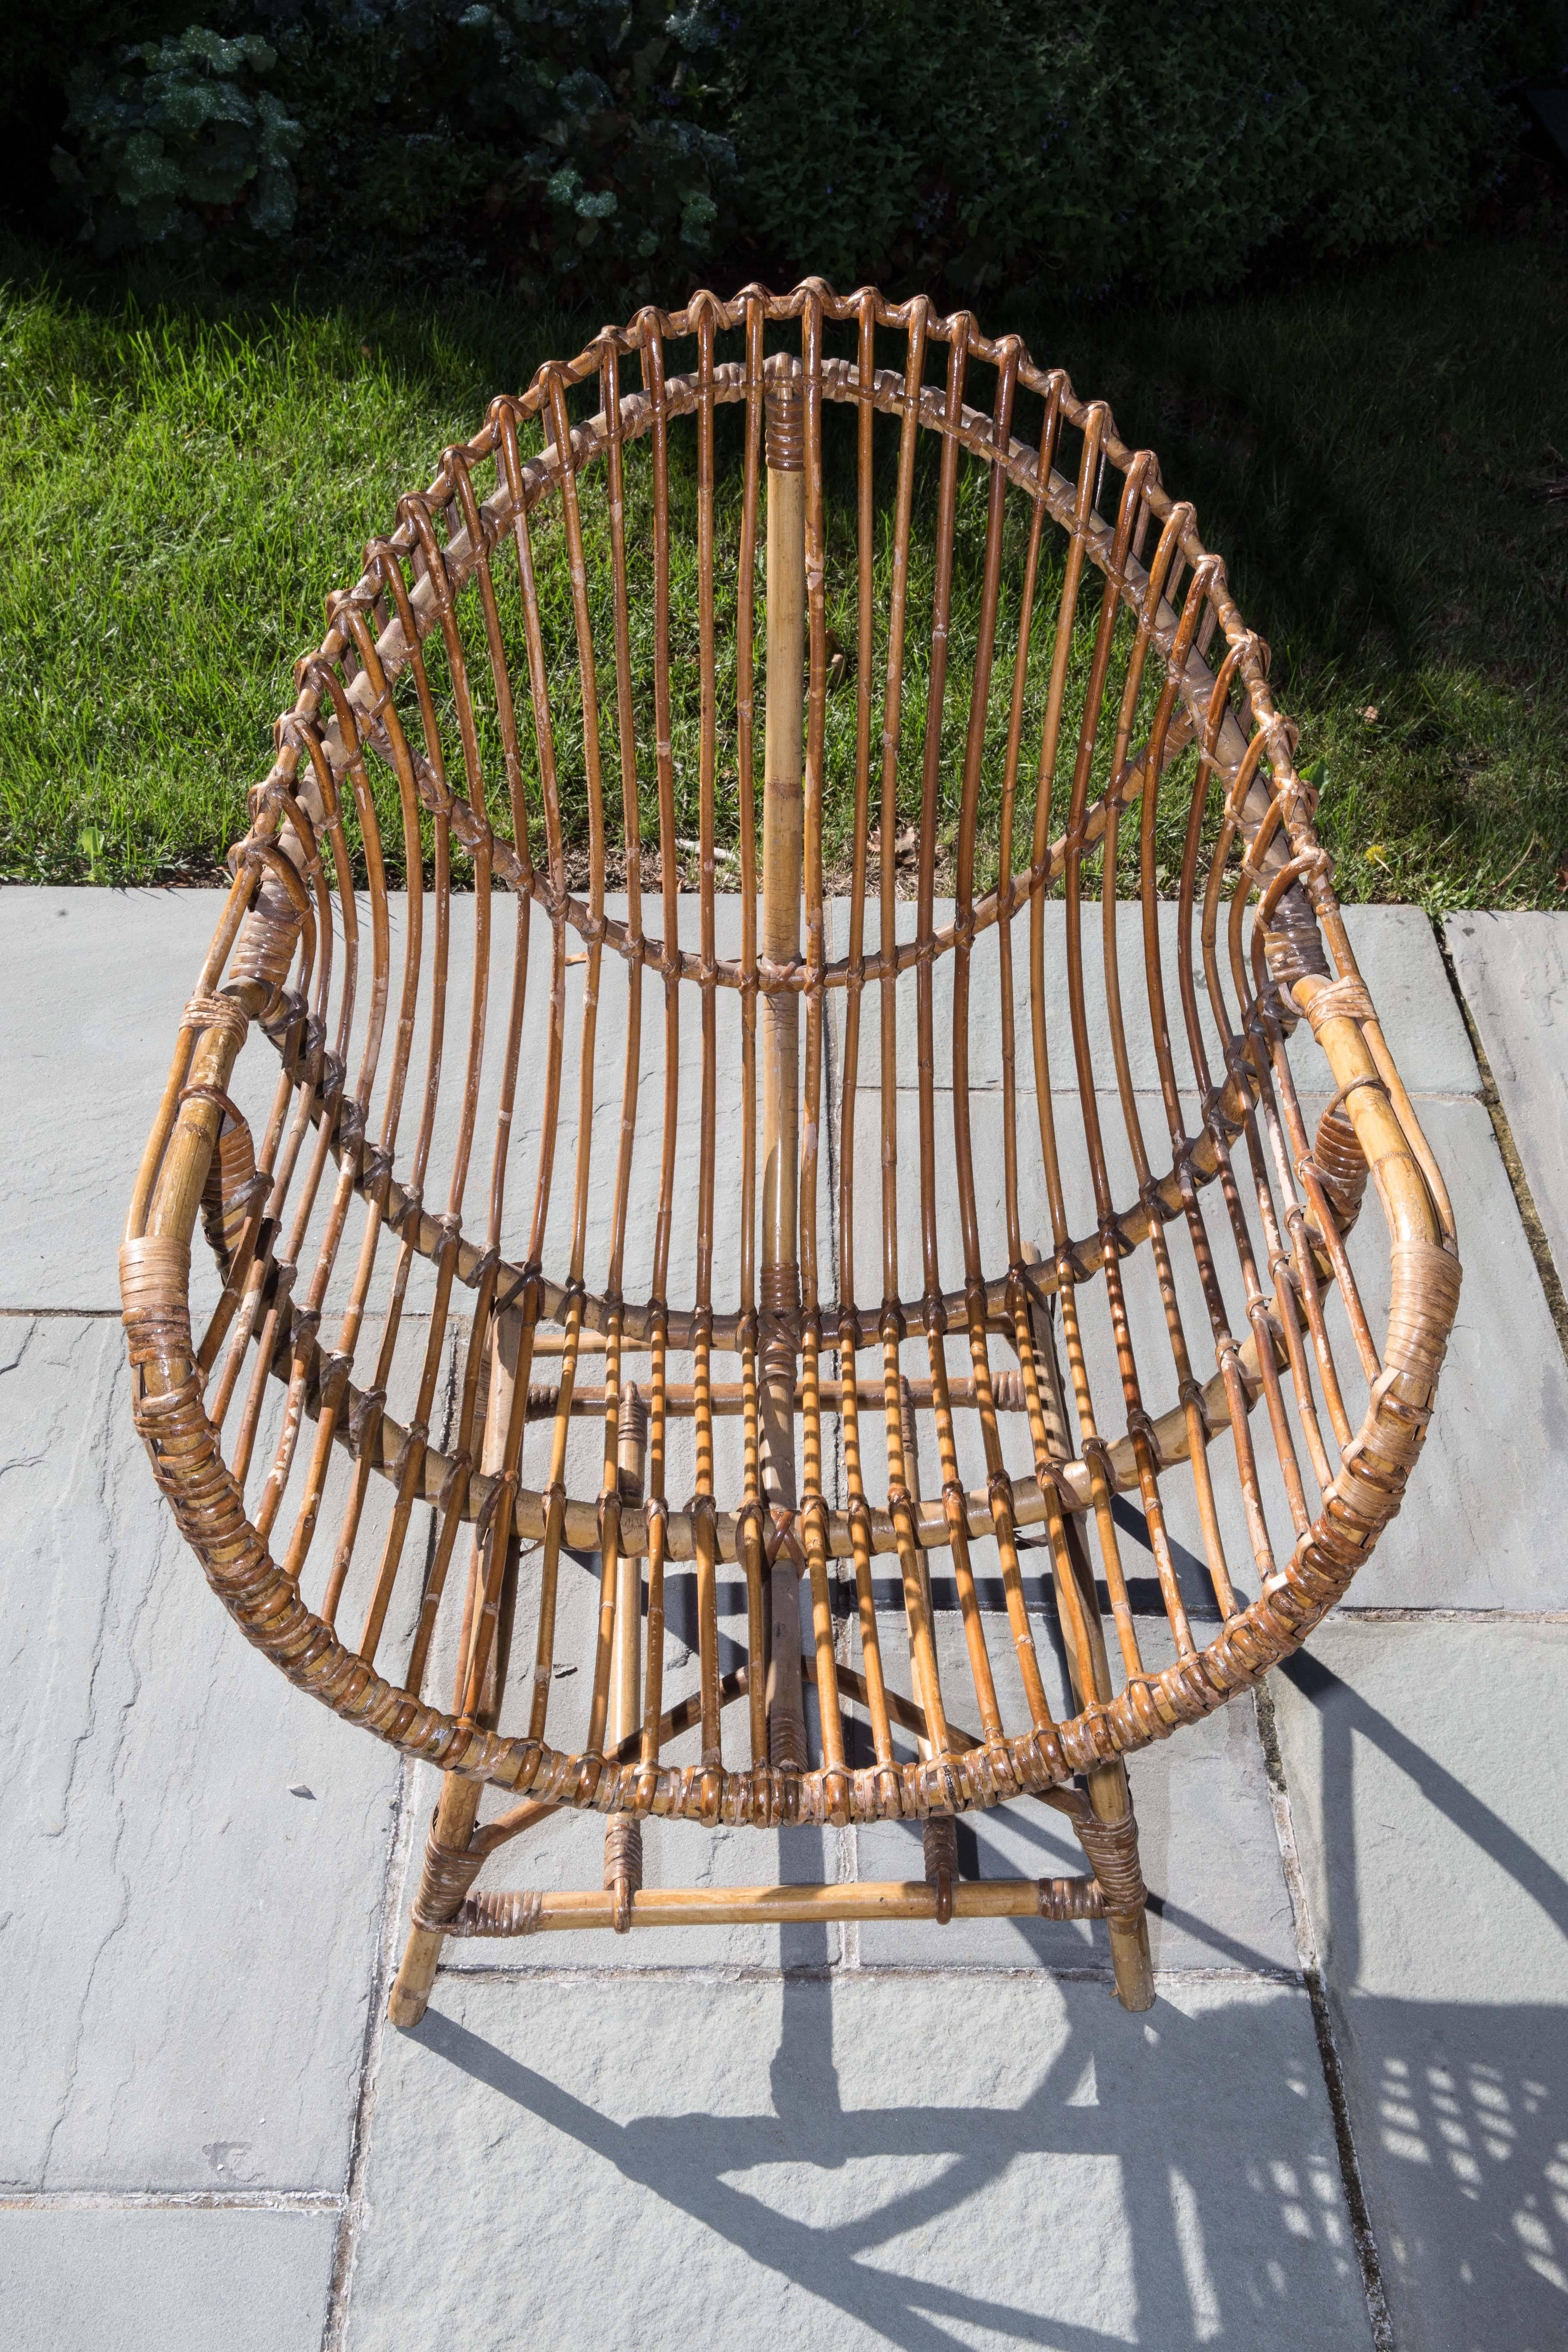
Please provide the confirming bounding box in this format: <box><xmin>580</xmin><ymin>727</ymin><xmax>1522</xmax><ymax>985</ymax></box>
<box><xmin>1317</xmin><ymin>1096</ymin><xmax>1568</xmax><ymax>1610</ymax></box>
<box><xmin>1446</xmin><ymin>911</ymin><xmax>1568</xmax><ymax>1288</ymax></box>
<box><xmin>350</xmin><ymin>1971</ymin><xmax>1368</xmax><ymax>2352</ymax></box>
<box><xmin>0</xmin><ymin>1315</ymin><xmax>405</xmax><ymax>2191</ymax></box>
<box><xmin>8</xmin><ymin>882</ymin><xmax>1557</xmax><ymax>2352</ymax></box>
<box><xmin>5</xmin><ymin>888</ymin><xmax>1475</xmax><ymax>1323</ymax></box>
<box><xmin>830</xmin><ymin>899</ymin><xmax>1477</xmax><ymax>1101</ymax></box>
<box><xmin>0</xmin><ymin>885</ymin><xmax>827</xmax><ymax>1320</ymax></box>
<box><xmin>1270</xmin><ymin>1618</ymin><xmax>1568</xmax><ymax>2352</ymax></box>
<box><xmin>0</xmin><ymin>2206</ymin><xmax>338</xmax><ymax>2352</ymax></box>
<box><xmin>1</xmin><ymin>887</ymin><xmax>233</xmax><ymax>1311</ymax></box>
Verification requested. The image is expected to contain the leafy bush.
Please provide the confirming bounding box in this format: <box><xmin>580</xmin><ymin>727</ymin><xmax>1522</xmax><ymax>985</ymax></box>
<box><xmin>710</xmin><ymin>0</ymin><xmax>1536</xmax><ymax>299</ymax></box>
<box><xmin>34</xmin><ymin>1</ymin><xmax>1568</xmax><ymax>300</ymax></box>
<box><xmin>48</xmin><ymin>2</ymin><xmax>734</xmax><ymax>293</ymax></box>
<box><xmin>52</xmin><ymin>24</ymin><xmax>303</xmax><ymax>253</ymax></box>
<box><xmin>275</xmin><ymin>0</ymin><xmax>733</xmax><ymax>294</ymax></box>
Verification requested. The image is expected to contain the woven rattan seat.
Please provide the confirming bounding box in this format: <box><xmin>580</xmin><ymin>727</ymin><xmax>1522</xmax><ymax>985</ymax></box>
<box><xmin>122</xmin><ymin>283</ymin><xmax>1461</xmax><ymax>2023</ymax></box>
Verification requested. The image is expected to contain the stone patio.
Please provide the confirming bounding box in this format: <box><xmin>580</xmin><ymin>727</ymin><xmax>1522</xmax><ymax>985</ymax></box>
<box><xmin>3</xmin><ymin>889</ymin><xmax>1565</xmax><ymax>2352</ymax></box>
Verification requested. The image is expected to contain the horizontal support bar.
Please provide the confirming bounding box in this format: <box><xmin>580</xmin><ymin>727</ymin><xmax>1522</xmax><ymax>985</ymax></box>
<box><xmin>455</xmin><ymin>1877</ymin><xmax>1102</xmax><ymax>1933</ymax></box>
<box><xmin>513</xmin><ymin>1373</ymin><xmax>1039</xmax><ymax>1421</ymax></box>
<box><xmin>526</xmin><ymin>1326</ymin><xmax>1016</xmax><ymax>1357</ymax></box>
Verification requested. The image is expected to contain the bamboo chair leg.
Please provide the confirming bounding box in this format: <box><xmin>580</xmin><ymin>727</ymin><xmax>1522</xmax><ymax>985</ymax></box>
<box><xmin>1022</xmin><ymin>1246</ymin><xmax>1154</xmax><ymax>2011</ymax></box>
<box><xmin>387</xmin><ymin>1771</ymin><xmax>483</xmax><ymax>2027</ymax></box>
<box><xmin>389</xmin><ymin>1301</ymin><xmax>524</xmax><ymax>2027</ymax></box>
<box><xmin>1061</xmin><ymin>1510</ymin><xmax>1155</xmax><ymax>2012</ymax></box>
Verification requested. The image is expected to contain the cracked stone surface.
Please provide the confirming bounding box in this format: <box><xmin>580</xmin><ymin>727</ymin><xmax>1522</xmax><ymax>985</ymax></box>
<box><xmin>1270</xmin><ymin>1619</ymin><xmax>1568</xmax><ymax>2352</ymax></box>
<box><xmin>1</xmin><ymin>888</ymin><xmax>232</xmax><ymax>1313</ymax></box>
<box><xmin>0</xmin><ymin>1316</ymin><xmax>405</xmax><ymax>2192</ymax></box>
<box><xmin>3</xmin><ymin>2207</ymin><xmax>338</xmax><ymax>2352</ymax></box>
<box><xmin>1445</xmin><ymin>912</ymin><xmax>1568</xmax><ymax>1290</ymax></box>
<box><xmin>343</xmin><ymin>1970</ymin><xmax>1367</xmax><ymax>2352</ymax></box>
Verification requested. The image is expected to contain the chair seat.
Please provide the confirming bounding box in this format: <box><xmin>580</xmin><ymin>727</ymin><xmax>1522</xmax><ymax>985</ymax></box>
<box><xmin>121</xmin><ymin>282</ymin><xmax>1459</xmax><ymax>2010</ymax></box>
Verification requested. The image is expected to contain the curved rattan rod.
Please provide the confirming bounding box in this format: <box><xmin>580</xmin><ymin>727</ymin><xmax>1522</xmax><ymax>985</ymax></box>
<box><xmin>343</xmin><ymin>677</ymin><xmax>1209</xmax><ymax>1008</ymax></box>
<box><xmin>476</xmin><ymin>1653</ymin><xmax>1093</xmax><ymax>1859</ymax></box>
<box><xmin>254</xmin><ymin>353</ymin><xmax>1298</xmax><ymax>986</ymax></box>
<box><xmin>248</xmin><ymin>954</ymin><xmax>1306</xmax><ymax>1358</ymax></box>
<box><xmin>275</xmin><ymin>290</ymin><xmax>1311</xmax><ymax>850</ymax></box>
<box><xmin>247</xmin><ymin>1277</ymin><xmax>1283</xmax><ymax>1565</ymax></box>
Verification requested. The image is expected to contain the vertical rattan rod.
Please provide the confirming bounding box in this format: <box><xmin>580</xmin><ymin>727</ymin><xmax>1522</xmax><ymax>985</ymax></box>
<box><xmin>1018</xmin><ymin>1253</ymin><xmax>1154</xmax><ymax>2013</ymax></box>
<box><xmin>693</xmin><ymin>301</ymin><xmax>723</xmax><ymax>1773</ymax></box>
<box><xmin>386</xmin><ymin>1291</ymin><xmax>523</xmax><ymax>2028</ymax></box>
<box><xmin>760</xmin><ymin>357</ymin><xmax>808</xmax><ymax>1771</ymax></box>
<box><xmin>609</xmin><ymin>1384</ymin><xmax>648</xmax><ymax>1747</ymax></box>
<box><xmin>604</xmin><ymin>1381</ymin><xmax>648</xmax><ymax>1924</ymax></box>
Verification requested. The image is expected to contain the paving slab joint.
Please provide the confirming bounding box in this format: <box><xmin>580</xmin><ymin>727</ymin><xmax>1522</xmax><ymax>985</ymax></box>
<box><xmin>1253</xmin><ymin>1677</ymin><xmax>1393</xmax><ymax>2350</ymax></box>
<box><xmin>321</xmin><ymin>1753</ymin><xmax>418</xmax><ymax>2352</ymax></box>
<box><xmin>1434</xmin><ymin>914</ymin><xmax>1568</xmax><ymax>1365</ymax></box>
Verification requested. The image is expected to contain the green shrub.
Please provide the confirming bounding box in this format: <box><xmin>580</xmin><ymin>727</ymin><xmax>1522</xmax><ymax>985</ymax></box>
<box><xmin>49</xmin><ymin>3</ymin><xmax>734</xmax><ymax>295</ymax></box>
<box><xmin>282</xmin><ymin>0</ymin><xmax>734</xmax><ymax>294</ymax></box>
<box><xmin>35</xmin><ymin>1</ymin><xmax>1568</xmax><ymax>300</ymax></box>
<box><xmin>52</xmin><ymin>24</ymin><xmax>303</xmax><ymax>254</ymax></box>
<box><xmin>710</xmin><ymin>0</ymin><xmax>1532</xmax><ymax>299</ymax></box>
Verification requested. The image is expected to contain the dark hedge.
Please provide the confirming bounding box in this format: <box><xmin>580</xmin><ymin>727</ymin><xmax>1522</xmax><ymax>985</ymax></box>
<box><xmin>9</xmin><ymin>1</ymin><xmax>1567</xmax><ymax>304</ymax></box>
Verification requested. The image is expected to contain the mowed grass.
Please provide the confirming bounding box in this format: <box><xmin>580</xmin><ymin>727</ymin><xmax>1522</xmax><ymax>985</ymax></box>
<box><xmin>0</xmin><ymin>227</ymin><xmax>1563</xmax><ymax>908</ymax></box>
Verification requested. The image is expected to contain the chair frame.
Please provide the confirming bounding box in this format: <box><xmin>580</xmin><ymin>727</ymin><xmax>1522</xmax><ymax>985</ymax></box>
<box><xmin>121</xmin><ymin>282</ymin><xmax>1461</xmax><ymax>2028</ymax></box>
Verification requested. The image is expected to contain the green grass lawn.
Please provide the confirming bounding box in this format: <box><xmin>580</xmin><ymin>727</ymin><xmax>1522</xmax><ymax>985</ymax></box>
<box><xmin>0</xmin><ymin>228</ymin><xmax>1563</xmax><ymax>908</ymax></box>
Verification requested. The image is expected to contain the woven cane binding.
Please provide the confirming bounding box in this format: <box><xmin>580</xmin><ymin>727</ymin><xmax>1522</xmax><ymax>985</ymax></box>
<box><xmin>122</xmin><ymin>282</ymin><xmax>1460</xmax><ymax>1865</ymax></box>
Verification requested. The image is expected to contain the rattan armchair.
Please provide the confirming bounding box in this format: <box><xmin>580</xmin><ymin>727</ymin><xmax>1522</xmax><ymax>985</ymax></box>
<box><xmin>122</xmin><ymin>283</ymin><xmax>1460</xmax><ymax>2026</ymax></box>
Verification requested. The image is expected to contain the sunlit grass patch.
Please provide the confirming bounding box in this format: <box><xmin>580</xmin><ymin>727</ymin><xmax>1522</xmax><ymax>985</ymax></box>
<box><xmin>1</xmin><ymin>229</ymin><xmax>1562</xmax><ymax>913</ymax></box>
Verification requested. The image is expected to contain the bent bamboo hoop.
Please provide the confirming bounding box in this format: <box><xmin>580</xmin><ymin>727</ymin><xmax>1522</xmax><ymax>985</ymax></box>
<box><xmin>122</xmin><ymin>282</ymin><xmax>1458</xmax><ymax>1987</ymax></box>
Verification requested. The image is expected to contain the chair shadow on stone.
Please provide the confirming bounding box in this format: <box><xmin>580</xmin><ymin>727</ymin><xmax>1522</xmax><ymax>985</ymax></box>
<box><xmin>399</xmin><ymin>1657</ymin><xmax>1568</xmax><ymax>2351</ymax></box>
<box><xmin>1274</xmin><ymin>1652</ymin><xmax>1568</xmax><ymax>2351</ymax></box>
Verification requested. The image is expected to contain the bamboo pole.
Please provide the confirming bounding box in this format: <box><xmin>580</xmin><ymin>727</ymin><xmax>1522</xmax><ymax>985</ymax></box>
<box><xmin>469</xmin><ymin>1879</ymin><xmax>1104</xmax><ymax>1931</ymax></box>
<box><xmin>760</xmin><ymin>355</ymin><xmax>808</xmax><ymax>1773</ymax></box>
<box><xmin>609</xmin><ymin>1384</ymin><xmax>648</xmax><ymax>1752</ymax></box>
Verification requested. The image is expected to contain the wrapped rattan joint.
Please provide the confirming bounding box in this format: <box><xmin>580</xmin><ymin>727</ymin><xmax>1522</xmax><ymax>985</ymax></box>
<box><xmin>924</xmin><ymin>1815</ymin><xmax>959</xmax><ymax>1926</ymax></box>
<box><xmin>1313</xmin><ymin>1102</ymin><xmax>1370</xmax><ymax>1235</ymax></box>
<box><xmin>603</xmin><ymin>1814</ymin><xmax>643</xmax><ymax>1934</ymax></box>
<box><xmin>199</xmin><ymin>1106</ymin><xmax>262</xmax><ymax>1274</ymax></box>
